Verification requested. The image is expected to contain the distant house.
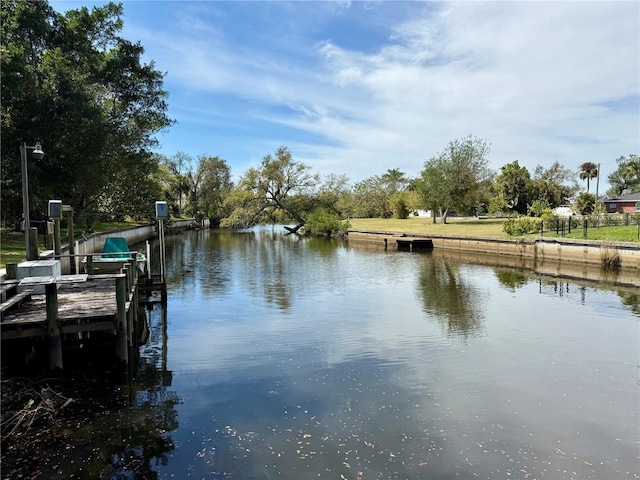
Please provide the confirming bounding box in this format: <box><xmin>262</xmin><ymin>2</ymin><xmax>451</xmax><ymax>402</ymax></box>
<box><xmin>409</xmin><ymin>209</ymin><xmax>432</xmax><ymax>218</ymax></box>
<box><xmin>553</xmin><ymin>205</ymin><xmax>573</xmax><ymax>216</ymax></box>
<box><xmin>601</xmin><ymin>192</ymin><xmax>640</xmax><ymax>214</ymax></box>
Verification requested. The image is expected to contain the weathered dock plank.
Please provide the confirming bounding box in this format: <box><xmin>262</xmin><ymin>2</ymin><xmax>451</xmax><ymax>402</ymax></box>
<box><xmin>1</xmin><ymin>263</ymin><xmax>158</xmax><ymax>370</ymax></box>
<box><xmin>1</xmin><ymin>275</ymin><xmax>120</xmax><ymax>338</ymax></box>
<box><xmin>0</xmin><ymin>290</ymin><xmax>33</xmax><ymax>315</ymax></box>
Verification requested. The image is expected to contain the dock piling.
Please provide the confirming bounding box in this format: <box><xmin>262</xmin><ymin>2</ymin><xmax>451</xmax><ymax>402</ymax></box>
<box><xmin>115</xmin><ymin>274</ymin><xmax>129</xmax><ymax>364</ymax></box>
<box><xmin>45</xmin><ymin>283</ymin><xmax>63</xmax><ymax>372</ymax></box>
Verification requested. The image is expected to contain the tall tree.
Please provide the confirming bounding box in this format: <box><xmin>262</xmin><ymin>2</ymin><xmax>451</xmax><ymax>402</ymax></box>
<box><xmin>381</xmin><ymin>168</ymin><xmax>409</xmax><ymax>193</ymax></box>
<box><xmin>160</xmin><ymin>152</ymin><xmax>192</xmax><ymax>216</ymax></box>
<box><xmin>193</xmin><ymin>155</ymin><xmax>232</xmax><ymax>223</ymax></box>
<box><xmin>607</xmin><ymin>155</ymin><xmax>640</xmax><ymax>196</ymax></box>
<box><xmin>347</xmin><ymin>169</ymin><xmax>409</xmax><ymax>219</ymax></box>
<box><xmin>416</xmin><ymin>136</ymin><xmax>494</xmax><ymax>223</ymax></box>
<box><xmin>578</xmin><ymin>162</ymin><xmax>599</xmax><ymax>193</ymax></box>
<box><xmin>1</xmin><ymin>0</ymin><xmax>173</xmax><ymax>222</ymax></box>
<box><xmin>350</xmin><ymin>176</ymin><xmax>392</xmax><ymax>218</ymax></box>
<box><xmin>315</xmin><ymin>173</ymin><xmax>351</xmax><ymax>216</ymax></box>
<box><xmin>532</xmin><ymin>162</ymin><xmax>579</xmax><ymax>208</ymax></box>
<box><xmin>491</xmin><ymin>160</ymin><xmax>532</xmax><ymax>215</ymax></box>
<box><xmin>221</xmin><ymin>146</ymin><xmax>319</xmax><ymax>233</ymax></box>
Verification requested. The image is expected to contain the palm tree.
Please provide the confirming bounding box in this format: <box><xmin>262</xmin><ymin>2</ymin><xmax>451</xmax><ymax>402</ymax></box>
<box><xmin>579</xmin><ymin>162</ymin><xmax>598</xmax><ymax>193</ymax></box>
<box><xmin>381</xmin><ymin>168</ymin><xmax>408</xmax><ymax>193</ymax></box>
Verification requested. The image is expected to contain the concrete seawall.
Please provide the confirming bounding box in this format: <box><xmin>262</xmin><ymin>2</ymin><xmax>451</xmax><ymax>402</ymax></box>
<box><xmin>347</xmin><ymin>229</ymin><xmax>640</xmax><ymax>285</ymax></box>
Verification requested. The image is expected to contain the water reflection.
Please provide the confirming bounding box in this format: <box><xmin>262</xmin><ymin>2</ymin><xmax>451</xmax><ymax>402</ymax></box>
<box><xmin>145</xmin><ymin>232</ymin><xmax>639</xmax><ymax>479</ymax></box>
<box><xmin>618</xmin><ymin>291</ymin><xmax>640</xmax><ymax>315</ymax></box>
<box><xmin>494</xmin><ymin>268</ymin><xmax>529</xmax><ymax>291</ymax></box>
<box><xmin>159</xmin><ymin>227</ymin><xmax>346</xmax><ymax>312</ymax></box>
<box><xmin>417</xmin><ymin>253</ymin><xmax>485</xmax><ymax>337</ymax></box>
<box><xmin>7</xmin><ymin>229</ymin><xmax>634</xmax><ymax>479</ymax></box>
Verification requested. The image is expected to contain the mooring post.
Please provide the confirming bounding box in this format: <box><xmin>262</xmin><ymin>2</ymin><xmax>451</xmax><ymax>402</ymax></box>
<box><xmin>122</xmin><ymin>264</ymin><xmax>131</xmax><ymax>292</ymax></box>
<box><xmin>74</xmin><ymin>240</ymin><xmax>80</xmax><ymax>275</ymax></box>
<box><xmin>146</xmin><ymin>241</ymin><xmax>151</xmax><ymax>280</ymax></box>
<box><xmin>131</xmin><ymin>281</ymin><xmax>139</xmax><ymax>350</ymax></box>
<box><xmin>131</xmin><ymin>256</ymin><xmax>138</xmax><ymax>285</ymax></box>
<box><xmin>6</xmin><ymin>263</ymin><xmax>18</xmax><ymax>280</ymax></box>
<box><xmin>67</xmin><ymin>210</ymin><xmax>75</xmax><ymax>274</ymax></box>
<box><xmin>45</xmin><ymin>283</ymin><xmax>63</xmax><ymax>372</ymax></box>
<box><xmin>53</xmin><ymin>220</ymin><xmax>62</xmax><ymax>259</ymax></box>
<box><xmin>121</xmin><ymin>265</ymin><xmax>134</xmax><ymax>346</ymax></box>
<box><xmin>115</xmin><ymin>274</ymin><xmax>129</xmax><ymax>364</ymax></box>
<box><xmin>28</xmin><ymin>227</ymin><xmax>39</xmax><ymax>260</ymax></box>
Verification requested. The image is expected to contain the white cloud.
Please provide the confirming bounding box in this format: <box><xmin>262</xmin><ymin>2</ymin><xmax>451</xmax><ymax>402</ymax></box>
<box><xmin>127</xmin><ymin>1</ymin><xmax>638</xmax><ymax>188</ymax></box>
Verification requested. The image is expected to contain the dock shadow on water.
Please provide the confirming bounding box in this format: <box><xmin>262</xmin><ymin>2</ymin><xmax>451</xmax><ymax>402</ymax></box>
<box><xmin>1</xmin><ymin>302</ymin><xmax>181</xmax><ymax>480</ymax></box>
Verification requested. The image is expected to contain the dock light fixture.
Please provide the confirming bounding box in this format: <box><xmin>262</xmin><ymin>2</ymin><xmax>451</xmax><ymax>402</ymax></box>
<box><xmin>21</xmin><ymin>141</ymin><xmax>45</xmax><ymax>260</ymax></box>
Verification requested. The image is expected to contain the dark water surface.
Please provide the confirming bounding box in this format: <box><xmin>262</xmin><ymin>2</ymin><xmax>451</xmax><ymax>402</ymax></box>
<box><xmin>143</xmin><ymin>228</ymin><xmax>638</xmax><ymax>480</ymax></box>
<box><xmin>5</xmin><ymin>227</ymin><xmax>639</xmax><ymax>479</ymax></box>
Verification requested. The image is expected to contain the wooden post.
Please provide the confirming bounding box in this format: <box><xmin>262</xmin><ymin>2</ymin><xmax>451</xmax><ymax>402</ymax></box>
<box><xmin>121</xmin><ymin>265</ymin><xmax>133</xmax><ymax>346</ymax></box>
<box><xmin>66</xmin><ymin>210</ymin><xmax>75</xmax><ymax>273</ymax></box>
<box><xmin>29</xmin><ymin>227</ymin><xmax>39</xmax><ymax>260</ymax></box>
<box><xmin>131</xmin><ymin>256</ymin><xmax>138</xmax><ymax>285</ymax></box>
<box><xmin>159</xmin><ymin>219</ymin><xmax>166</xmax><ymax>284</ymax></box>
<box><xmin>122</xmin><ymin>265</ymin><xmax>129</xmax><ymax>290</ymax></box>
<box><xmin>115</xmin><ymin>274</ymin><xmax>129</xmax><ymax>364</ymax></box>
<box><xmin>86</xmin><ymin>254</ymin><xmax>93</xmax><ymax>275</ymax></box>
<box><xmin>45</xmin><ymin>283</ymin><xmax>63</xmax><ymax>372</ymax></box>
<box><xmin>146</xmin><ymin>241</ymin><xmax>151</xmax><ymax>280</ymax></box>
<box><xmin>74</xmin><ymin>241</ymin><xmax>80</xmax><ymax>275</ymax></box>
<box><xmin>53</xmin><ymin>220</ymin><xmax>61</xmax><ymax>259</ymax></box>
<box><xmin>6</xmin><ymin>263</ymin><xmax>18</xmax><ymax>280</ymax></box>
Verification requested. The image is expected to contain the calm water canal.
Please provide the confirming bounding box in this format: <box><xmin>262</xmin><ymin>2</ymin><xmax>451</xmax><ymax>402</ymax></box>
<box><xmin>9</xmin><ymin>227</ymin><xmax>638</xmax><ymax>479</ymax></box>
<box><xmin>134</xmin><ymin>227</ymin><xmax>638</xmax><ymax>480</ymax></box>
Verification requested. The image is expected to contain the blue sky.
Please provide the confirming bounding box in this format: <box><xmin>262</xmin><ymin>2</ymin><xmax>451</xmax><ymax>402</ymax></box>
<box><xmin>51</xmin><ymin>1</ymin><xmax>639</xmax><ymax>192</ymax></box>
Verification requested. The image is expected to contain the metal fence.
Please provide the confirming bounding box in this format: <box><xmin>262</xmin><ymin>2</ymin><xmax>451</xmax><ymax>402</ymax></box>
<box><xmin>542</xmin><ymin>213</ymin><xmax>640</xmax><ymax>239</ymax></box>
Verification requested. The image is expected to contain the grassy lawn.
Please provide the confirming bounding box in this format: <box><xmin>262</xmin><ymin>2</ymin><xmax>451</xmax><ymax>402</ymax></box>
<box><xmin>0</xmin><ymin>232</ymin><xmax>34</xmax><ymax>268</ymax></box>
<box><xmin>348</xmin><ymin>217</ymin><xmax>640</xmax><ymax>243</ymax></box>
<box><xmin>543</xmin><ymin>225</ymin><xmax>640</xmax><ymax>242</ymax></box>
<box><xmin>349</xmin><ymin>217</ymin><xmax>509</xmax><ymax>237</ymax></box>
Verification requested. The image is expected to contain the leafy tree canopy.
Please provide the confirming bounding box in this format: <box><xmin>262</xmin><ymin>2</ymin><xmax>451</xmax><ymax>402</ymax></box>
<box><xmin>221</xmin><ymin>146</ymin><xmax>320</xmax><ymax>233</ymax></box>
<box><xmin>607</xmin><ymin>154</ymin><xmax>640</xmax><ymax>196</ymax></box>
<box><xmin>187</xmin><ymin>156</ymin><xmax>232</xmax><ymax>222</ymax></box>
<box><xmin>415</xmin><ymin>135</ymin><xmax>494</xmax><ymax>223</ymax></box>
<box><xmin>1</xmin><ymin>0</ymin><xmax>173</xmax><ymax>222</ymax></box>
<box><xmin>490</xmin><ymin>160</ymin><xmax>532</xmax><ymax>215</ymax></box>
<box><xmin>532</xmin><ymin>161</ymin><xmax>579</xmax><ymax>209</ymax></box>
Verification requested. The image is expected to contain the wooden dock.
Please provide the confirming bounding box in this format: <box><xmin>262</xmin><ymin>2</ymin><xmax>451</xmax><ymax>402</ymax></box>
<box><xmin>1</xmin><ymin>271</ymin><xmax>148</xmax><ymax>372</ymax></box>
<box><xmin>385</xmin><ymin>234</ymin><xmax>434</xmax><ymax>251</ymax></box>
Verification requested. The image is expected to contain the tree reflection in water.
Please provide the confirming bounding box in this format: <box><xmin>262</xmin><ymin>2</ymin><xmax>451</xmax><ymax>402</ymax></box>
<box><xmin>417</xmin><ymin>254</ymin><xmax>485</xmax><ymax>338</ymax></box>
<box><xmin>494</xmin><ymin>268</ymin><xmax>529</xmax><ymax>291</ymax></box>
<box><xmin>618</xmin><ymin>291</ymin><xmax>639</xmax><ymax>315</ymax></box>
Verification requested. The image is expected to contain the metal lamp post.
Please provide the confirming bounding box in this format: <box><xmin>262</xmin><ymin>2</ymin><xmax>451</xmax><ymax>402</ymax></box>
<box><xmin>20</xmin><ymin>141</ymin><xmax>44</xmax><ymax>261</ymax></box>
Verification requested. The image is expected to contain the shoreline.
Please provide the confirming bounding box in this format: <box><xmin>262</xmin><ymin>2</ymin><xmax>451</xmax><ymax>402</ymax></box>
<box><xmin>347</xmin><ymin>229</ymin><xmax>640</xmax><ymax>287</ymax></box>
